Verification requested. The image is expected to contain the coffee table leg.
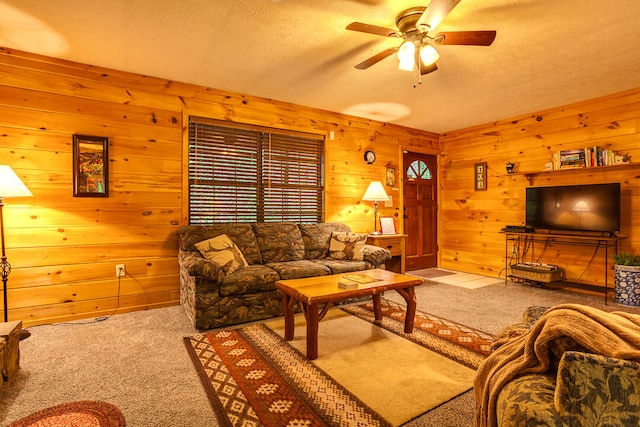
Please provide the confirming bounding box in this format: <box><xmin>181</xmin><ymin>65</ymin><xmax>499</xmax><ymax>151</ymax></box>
<box><xmin>282</xmin><ymin>294</ymin><xmax>294</xmax><ymax>341</ymax></box>
<box><xmin>372</xmin><ymin>293</ymin><xmax>382</xmax><ymax>321</ymax></box>
<box><xmin>305</xmin><ymin>302</ymin><xmax>319</xmax><ymax>360</ymax></box>
<box><xmin>396</xmin><ymin>287</ymin><xmax>417</xmax><ymax>333</ymax></box>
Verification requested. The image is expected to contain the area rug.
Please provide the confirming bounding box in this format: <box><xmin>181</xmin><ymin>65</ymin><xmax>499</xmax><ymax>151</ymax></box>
<box><xmin>6</xmin><ymin>401</ymin><xmax>126</xmax><ymax>427</ymax></box>
<box><xmin>184</xmin><ymin>299</ymin><xmax>494</xmax><ymax>427</ymax></box>
<box><xmin>407</xmin><ymin>268</ymin><xmax>457</xmax><ymax>279</ymax></box>
<box><xmin>409</xmin><ymin>269</ymin><xmax>503</xmax><ymax>289</ymax></box>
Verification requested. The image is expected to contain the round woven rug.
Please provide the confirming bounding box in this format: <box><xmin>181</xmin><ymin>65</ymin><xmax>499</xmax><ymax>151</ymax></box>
<box><xmin>7</xmin><ymin>400</ymin><xmax>125</xmax><ymax>427</ymax></box>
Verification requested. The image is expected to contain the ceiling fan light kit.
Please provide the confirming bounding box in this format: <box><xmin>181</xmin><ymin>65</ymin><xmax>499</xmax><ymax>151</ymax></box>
<box><xmin>346</xmin><ymin>0</ymin><xmax>496</xmax><ymax>85</ymax></box>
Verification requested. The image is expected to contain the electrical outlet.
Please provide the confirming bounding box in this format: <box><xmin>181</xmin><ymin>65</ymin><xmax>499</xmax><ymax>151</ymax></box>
<box><xmin>116</xmin><ymin>264</ymin><xmax>125</xmax><ymax>277</ymax></box>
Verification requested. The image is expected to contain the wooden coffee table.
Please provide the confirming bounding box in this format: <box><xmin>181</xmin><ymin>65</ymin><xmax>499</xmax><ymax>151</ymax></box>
<box><xmin>275</xmin><ymin>269</ymin><xmax>423</xmax><ymax>360</ymax></box>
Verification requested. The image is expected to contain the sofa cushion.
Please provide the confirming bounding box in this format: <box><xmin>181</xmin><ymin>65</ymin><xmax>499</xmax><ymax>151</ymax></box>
<box><xmin>328</xmin><ymin>231</ymin><xmax>367</xmax><ymax>261</ymax></box>
<box><xmin>195</xmin><ymin>234</ymin><xmax>248</xmax><ymax>275</ymax></box>
<box><xmin>312</xmin><ymin>259</ymin><xmax>371</xmax><ymax>274</ymax></box>
<box><xmin>179</xmin><ymin>223</ymin><xmax>262</xmax><ymax>265</ymax></box>
<box><xmin>555</xmin><ymin>351</ymin><xmax>640</xmax><ymax>423</ymax></box>
<box><xmin>265</xmin><ymin>260</ymin><xmax>332</xmax><ymax>280</ymax></box>
<box><xmin>219</xmin><ymin>265</ymin><xmax>280</xmax><ymax>297</ymax></box>
<box><xmin>298</xmin><ymin>223</ymin><xmax>351</xmax><ymax>259</ymax></box>
<box><xmin>253</xmin><ymin>222</ymin><xmax>305</xmax><ymax>263</ymax></box>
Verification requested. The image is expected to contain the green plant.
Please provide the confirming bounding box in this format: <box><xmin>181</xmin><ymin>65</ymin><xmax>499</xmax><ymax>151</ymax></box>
<box><xmin>612</xmin><ymin>252</ymin><xmax>640</xmax><ymax>266</ymax></box>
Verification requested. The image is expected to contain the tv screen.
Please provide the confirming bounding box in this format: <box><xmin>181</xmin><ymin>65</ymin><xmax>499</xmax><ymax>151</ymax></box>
<box><xmin>525</xmin><ymin>183</ymin><xmax>620</xmax><ymax>233</ymax></box>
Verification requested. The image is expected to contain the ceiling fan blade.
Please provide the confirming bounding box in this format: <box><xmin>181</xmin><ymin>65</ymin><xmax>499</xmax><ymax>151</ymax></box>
<box><xmin>420</xmin><ymin>62</ymin><xmax>438</xmax><ymax>76</ymax></box>
<box><xmin>415</xmin><ymin>0</ymin><xmax>462</xmax><ymax>31</ymax></box>
<box><xmin>433</xmin><ymin>31</ymin><xmax>497</xmax><ymax>46</ymax></box>
<box><xmin>346</xmin><ymin>22</ymin><xmax>399</xmax><ymax>38</ymax></box>
<box><xmin>354</xmin><ymin>47</ymin><xmax>399</xmax><ymax>69</ymax></box>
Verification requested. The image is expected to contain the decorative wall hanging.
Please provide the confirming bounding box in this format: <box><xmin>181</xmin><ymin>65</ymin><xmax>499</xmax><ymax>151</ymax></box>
<box><xmin>73</xmin><ymin>134</ymin><xmax>109</xmax><ymax>197</ymax></box>
<box><xmin>474</xmin><ymin>162</ymin><xmax>487</xmax><ymax>191</ymax></box>
<box><xmin>386</xmin><ymin>167</ymin><xmax>395</xmax><ymax>186</ymax></box>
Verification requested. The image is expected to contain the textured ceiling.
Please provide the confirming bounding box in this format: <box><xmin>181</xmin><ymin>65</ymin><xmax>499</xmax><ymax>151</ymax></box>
<box><xmin>1</xmin><ymin>0</ymin><xmax>639</xmax><ymax>133</ymax></box>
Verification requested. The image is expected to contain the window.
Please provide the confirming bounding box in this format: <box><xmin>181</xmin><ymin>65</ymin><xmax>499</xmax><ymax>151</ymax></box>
<box><xmin>188</xmin><ymin>117</ymin><xmax>324</xmax><ymax>224</ymax></box>
<box><xmin>406</xmin><ymin>160</ymin><xmax>432</xmax><ymax>180</ymax></box>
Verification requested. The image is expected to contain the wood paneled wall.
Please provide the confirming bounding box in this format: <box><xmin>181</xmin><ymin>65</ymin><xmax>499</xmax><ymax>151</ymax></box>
<box><xmin>0</xmin><ymin>47</ymin><xmax>438</xmax><ymax>327</ymax></box>
<box><xmin>439</xmin><ymin>88</ymin><xmax>640</xmax><ymax>288</ymax></box>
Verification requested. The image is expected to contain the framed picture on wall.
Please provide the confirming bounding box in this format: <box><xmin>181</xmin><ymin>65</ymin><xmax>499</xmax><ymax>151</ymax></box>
<box><xmin>474</xmin><ymin>162</ymin><xmax>487</xmax><ymax>191</ymax></box>
<box><xmin>380</xmin><ymin>216</ymin><xmax>396</xmax><ymax>234</ymax></box>
<box><xmin>73</xmin><ymin>134</ymin><xmax>109</xmax><ymax>197</ymax></box>
<box><xmin>386</xmin><ymin>167</ymin><xmax>395</xmax><ymax>186</ymax></box>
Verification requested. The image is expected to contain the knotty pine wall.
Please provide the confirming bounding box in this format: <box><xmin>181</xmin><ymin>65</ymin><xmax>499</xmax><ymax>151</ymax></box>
<box><xmin>0</xmin><ymin>47</ymin><xmax>438</xmax><ymax>327</ymax></box>
<box><xmin>439</xmin><ymin>88</ymin><xmax>640</xmax><ymax>289</ymax></box>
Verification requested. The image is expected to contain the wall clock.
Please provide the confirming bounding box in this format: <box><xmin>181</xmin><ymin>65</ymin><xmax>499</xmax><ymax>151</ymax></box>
<box><xmin>364</xmin><ymin>150</ymin><xmax>376</xmax><ymax>164</ymax></box>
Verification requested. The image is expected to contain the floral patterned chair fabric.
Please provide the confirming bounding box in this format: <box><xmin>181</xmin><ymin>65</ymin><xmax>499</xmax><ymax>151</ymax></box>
<box><xmin>178</xmin><ymin>222</ymin><xmax>392</xmax><ymax>331</ymax></box>
<box><xmin>487</xmin><ymin>306</ymin><xmax>640</xmax><ymax>427</ymax></box>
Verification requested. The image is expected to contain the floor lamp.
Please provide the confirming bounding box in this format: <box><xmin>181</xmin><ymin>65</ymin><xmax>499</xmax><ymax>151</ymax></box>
<box><xmin>362</xmin><ymin>181</ymin><xmax>390</xmax><ymax>235</ymax></box>
<box><xmin>0</xmin><ymin>166</ymin><xmax>33</xmax><ymax>335</ymax></box>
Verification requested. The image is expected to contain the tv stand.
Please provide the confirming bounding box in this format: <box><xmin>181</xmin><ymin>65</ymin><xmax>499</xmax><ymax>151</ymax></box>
<box><xmin>503</xmin><ymin>232</ymin><xmax>618</xmax><ymax>303</ymax></box>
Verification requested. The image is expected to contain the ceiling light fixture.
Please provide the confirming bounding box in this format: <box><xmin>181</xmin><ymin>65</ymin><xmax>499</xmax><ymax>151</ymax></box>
<box><xmin>397</xmin><ymin>40</ymin><xmax>439</xmax><ymax>88</ymax></box>
<box><xmin>419</xmin><ymin>44</ymin><xmax>439</xmax><ymax>67</ymax></box>
<box><xmin>397</xmin><ymin>41</ymin><xmax>415</xmax><ymax>71</ymax></box>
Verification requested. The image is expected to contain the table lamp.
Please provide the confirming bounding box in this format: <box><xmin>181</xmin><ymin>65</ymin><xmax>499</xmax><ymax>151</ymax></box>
<box><xmin>0</xmin><ymin>165</ymin><xmax>33</xmax><ymax>328</ymax></box>
<box><xmin>362</xmin><ymin>181</ymin><xmax>389</xmax><ymax>235</ymax></box>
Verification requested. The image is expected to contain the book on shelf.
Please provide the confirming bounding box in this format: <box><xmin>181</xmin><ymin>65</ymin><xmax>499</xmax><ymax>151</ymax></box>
<box><xmin>553</xmin><ymin>146</ymin><xmax>627</xmax><ymax>170</ymax></box>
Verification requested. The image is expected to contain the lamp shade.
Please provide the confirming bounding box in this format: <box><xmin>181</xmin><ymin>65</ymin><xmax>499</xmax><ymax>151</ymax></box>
<box><xmin>362</xmin><ymin>181</ymin><xmax>390</xmax><ymax>202</ymax></box>
<box><xmin>419</xmin><ymin>45</ymin><xmax>440</xmax><ymax>66</ymax></box>
<box><xmin>0</xmin><ymin>165</ymin><xmax>33</xmax><ymax>198</ymax></box>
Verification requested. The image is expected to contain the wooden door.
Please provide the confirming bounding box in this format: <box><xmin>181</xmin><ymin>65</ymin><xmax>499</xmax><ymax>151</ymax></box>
<box><xmin>403</xmin><ymin>152</ymin><xmax>438</xmax><ymax>270</ymax></box>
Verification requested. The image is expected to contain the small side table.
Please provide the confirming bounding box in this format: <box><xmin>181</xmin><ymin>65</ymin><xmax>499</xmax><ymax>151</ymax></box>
<box><xmin>0</xmin><ymin>320</ymin><xmax>21</xmax><ymax>381</ymax></box>
<box><xmin>366</xmin><ymin>234</ymin><xmax>407</xmax><ymax>273</ymax></box>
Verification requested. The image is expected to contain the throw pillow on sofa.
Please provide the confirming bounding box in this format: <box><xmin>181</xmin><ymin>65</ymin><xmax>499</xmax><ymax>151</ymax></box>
<box><xmin>195</xmin><ymin>234</ymin><xmax>248</xmax><ymax>274</ymax></box>
<box><xmin>328</xmin><ymin>231</ymin><xmax>367</xmax><ymax>261</ymax></box>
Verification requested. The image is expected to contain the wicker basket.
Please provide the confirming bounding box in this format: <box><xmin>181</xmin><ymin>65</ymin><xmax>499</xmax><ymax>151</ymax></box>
<box><xmin>510</xmin><ymin>265</ymin><xmax>563</xmax><ymax>283</ymax></box>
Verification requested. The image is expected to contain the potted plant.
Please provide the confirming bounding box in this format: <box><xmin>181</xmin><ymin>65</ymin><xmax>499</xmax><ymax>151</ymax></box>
<box><xmin>612</xmin><ymin>252</ymin><xmax>640</xmax><ymax>306</ymax></box>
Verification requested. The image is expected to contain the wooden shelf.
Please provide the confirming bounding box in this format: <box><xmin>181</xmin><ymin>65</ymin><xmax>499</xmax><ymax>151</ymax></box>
<box><xmin>502</xmin><ymin>163</ymin><xmax>640</xmax><ymax>184</ymax></box>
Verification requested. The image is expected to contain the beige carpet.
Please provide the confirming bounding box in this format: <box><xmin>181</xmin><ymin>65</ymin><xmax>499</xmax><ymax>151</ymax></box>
<box><xmin>266</xmin><ymin>310</ymin><xmax>477</xmax><ymax>426</ymax></box>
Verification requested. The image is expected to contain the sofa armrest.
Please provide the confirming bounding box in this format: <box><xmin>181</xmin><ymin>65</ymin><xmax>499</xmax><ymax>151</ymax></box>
<box><xmin>554</xmin><ymin>351</ymin><xmax>640</xmax><ymax>423</ymax></box>
<box><xmin>363</xmin><ymin>244</ymin><xmax>391</xmax><ymax>268</ymax></box>
<box><xmin>179</xmin><ymin>251</ymin><xmax>225</xmax><ymax>283</ymax></box>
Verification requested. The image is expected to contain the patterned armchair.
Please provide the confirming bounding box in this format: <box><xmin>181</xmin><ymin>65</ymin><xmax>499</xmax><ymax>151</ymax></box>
<box><xmin>489</xmin><ymin>306</ymin><xmax>640</xmax><ymax>427</ymax></box>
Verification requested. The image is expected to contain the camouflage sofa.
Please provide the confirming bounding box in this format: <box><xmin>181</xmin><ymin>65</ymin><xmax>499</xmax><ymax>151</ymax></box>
<box><xmin>178</xmin><ymin>222</ymin><xmax>392</xmax><ymax>331</ymax></box>
<box><xmin>486</xmin><ymin>306</ymin><xmax>640</xmax><ymax>426</ymax></box>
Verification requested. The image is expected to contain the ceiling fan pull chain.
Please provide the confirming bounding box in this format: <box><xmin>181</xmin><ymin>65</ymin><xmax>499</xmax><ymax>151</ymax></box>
<box><xmin>413</xmin><ymin>53</ymin><xmax>422</xmax><ymax>88</ymax></box>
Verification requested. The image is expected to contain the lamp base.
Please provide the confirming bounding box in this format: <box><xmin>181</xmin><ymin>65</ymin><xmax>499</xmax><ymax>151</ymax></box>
<box><xmin>370</xmin><ymin>230</ymin><xmax>383</xmax><ymax>235</ymax></box>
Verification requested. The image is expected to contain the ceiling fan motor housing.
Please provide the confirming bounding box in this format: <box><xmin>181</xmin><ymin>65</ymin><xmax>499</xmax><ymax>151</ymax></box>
<box><xmin>396</xmin><ymin>7</ymin><xmax>429</xmax><ymax>34</ymax></box>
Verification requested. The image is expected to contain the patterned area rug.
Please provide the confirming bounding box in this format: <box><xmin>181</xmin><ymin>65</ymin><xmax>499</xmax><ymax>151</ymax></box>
<box><xmin>344</xmin><ymin>298</ymin><xmax>493</xmax><ymax>369</ymax></box>
<box><xmin>6</xmin><ymin>401</ymin><xmax>126</xmax><ymax>427</ymax></box>
<box><xmin>184</xmin><ymin>299</ymin><xmax>494</xmax><ymax>427</ymax></box>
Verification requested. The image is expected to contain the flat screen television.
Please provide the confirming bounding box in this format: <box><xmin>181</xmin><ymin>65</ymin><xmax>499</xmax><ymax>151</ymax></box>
<box><xmin>525</xmin><ymin>183</ymin><xmax>620</xmax><ymax>233</ymax></box>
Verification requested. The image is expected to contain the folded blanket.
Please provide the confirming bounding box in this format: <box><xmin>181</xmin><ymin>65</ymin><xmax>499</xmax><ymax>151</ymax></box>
<box><xmin>474</xmin><ymin>304</ymin><xmax>640</xmax><ymax>427</ymax></box>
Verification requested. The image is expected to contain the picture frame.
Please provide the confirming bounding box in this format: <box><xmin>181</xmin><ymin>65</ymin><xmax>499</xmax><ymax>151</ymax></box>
<box><xmin>380</xmin><ymin>216</ymin><xmax>396</xmax><ymax>234</ymax></box>
<box><xmin>386</xmin><ymin>167</ymin><xmax>395</xmax><ymax>186</ymax></box>
<box><xmin>474</xmin><ymin>162</ymin><xmax>487</xmax><ymax>191</ymax></box>
<box><xmin>73</xmin><ymin>134</ymin><xmax>109</xmax><ymax>197</ymax></box>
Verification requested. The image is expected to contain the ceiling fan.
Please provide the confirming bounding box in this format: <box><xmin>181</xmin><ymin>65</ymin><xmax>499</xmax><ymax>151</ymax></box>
<box><xmin>346</xmin><ymin>0</ymin><xmax>496</xmax><ymax>77</ymax></box>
